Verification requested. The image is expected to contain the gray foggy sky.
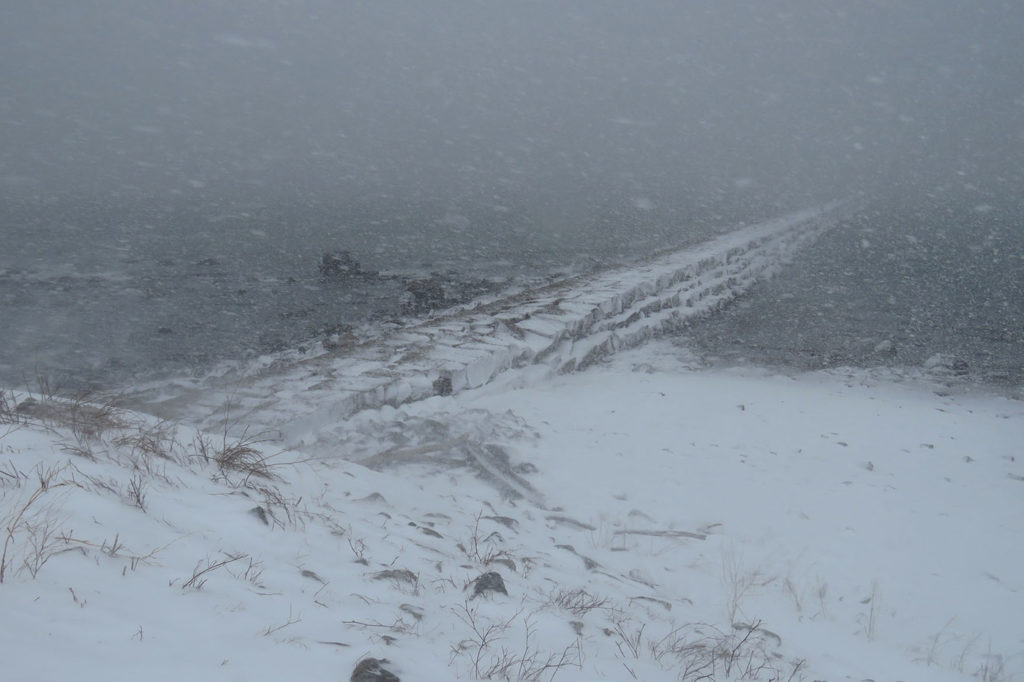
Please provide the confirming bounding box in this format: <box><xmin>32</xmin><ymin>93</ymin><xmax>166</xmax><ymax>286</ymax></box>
<box><xmin>2</xmin><ymin>1</ymin><xmax>1023</xmax><ymax>213</ymax></box>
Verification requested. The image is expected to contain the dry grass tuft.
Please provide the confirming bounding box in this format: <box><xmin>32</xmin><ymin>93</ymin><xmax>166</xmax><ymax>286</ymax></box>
<box><xmin>7</xmin><ymin>387</ymin><xmax>128</xmax><ymax>441</ymax></box>
<box><xmin>1</xmin><ymin>462</ymin><xmax>80</xmax><ymax>583</ymax></box>
<box><xmin>0</xmin><ymin>390</ymin><xmax>26</xmax><ymax>429</ymax></box>
<box><xmin>450</xmin><ymin>602</ymin><xmax>582</xmax><ymax>680</ymax></box>
<box><xmin>113</xmin><ymin>421</ymin><xmax>181</xmax><ymax>463</ymax></box>
<box><xmin>604</xmin><ymin>615</ymin><xmax>800</xmax><ymax>682</ymax></box>
<box><xmin>180</xmin><ymin>553</ymin><xmax>247</xmax><ymax>591</ymax></box>
<box><xmin>548</xmin><ymin>588</ymin><xmax>609</xmax><ymax>617</ymax></box>
<box><xmin>193</xmin><ymin>428</ymin><xmax>276</xmax><ymax>480</ymax></box>
<box><xmin>458</xmin><ymin>511</ymin><xmax>518</xmax><ymax>571</ymax></box>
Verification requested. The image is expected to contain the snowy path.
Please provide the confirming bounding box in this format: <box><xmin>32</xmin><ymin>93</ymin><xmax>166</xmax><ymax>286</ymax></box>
<box><xmin>124</xmin><ymin>204</ymin><xmax>843</xmax><ymax>454</ymax></box>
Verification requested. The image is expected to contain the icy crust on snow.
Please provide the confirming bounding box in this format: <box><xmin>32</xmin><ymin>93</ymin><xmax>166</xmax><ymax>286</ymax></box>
<box><xmin>125</xmin><ymin>204</ymin><xmax>842</xmax><ymax>451</ymax></box>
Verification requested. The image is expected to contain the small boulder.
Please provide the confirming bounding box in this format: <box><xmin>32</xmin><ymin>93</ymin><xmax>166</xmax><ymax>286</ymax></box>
<box><xmin>350</xmin><ymin>657</ymin><xmax>400</xmax><ymax>682</ymax></box>
<box><xmin>472</xmin><ymin>571</ymin><xmax>508</xmax><ymax>598</ymax></box>
<box><xmin>433</xmin><ymin>374</ymin><xmax>453</xmax><ymax>396</ymax></box>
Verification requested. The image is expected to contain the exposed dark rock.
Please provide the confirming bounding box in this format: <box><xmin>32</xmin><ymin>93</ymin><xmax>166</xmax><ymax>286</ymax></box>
<box><xmin>403</xmin><ymin>276</ymin><xmax>447</xmax><ymax>313</ymax></box>
<box><xmin>546</xmin><ymin>515</ymin><xmax>597</xmax><ymax>531</ymax></box>
<box><xmin>487</xmin><ymin>556</ymin><xmax>517</xmax><ymax>573</ymax></box>
<box><xmin>350</xmin><ymin>657</ymin><xmax>400</xmax><ymax>682</ymax></box>
<box><xmin>372</xmin><ymin>569</ymin><xmax>418</xmax><ymax>587</ymax></box>
<box><xmin>483</xmin><ymin>515</ymin><xmax>519</xmax><ymax>530</ymax></box>
<box><xmin>249</xmin><ymin>505</ymin><xmax>269</xmax><ymax>525</ymax></box>
<box><xmin>471</xmin><ymin>571</ymin><xmax>508</xmax><ymax>598</ymax></box>
<box><xmin>554</xmin><ymin>544</ymin><xmax>601</xmax><ymax>571</ymax></box>
<box><xmin>733</xmin><ymin>622</ymin><xmax>783</xmax><ymax>647</ymax></box>
<box><xmin>300</xmin><ymin>569</ymin><xmax>325</xmax><ymax>583</ymax></box>
<box><xmin>433</xmin><ymin>374</ymin><xmax>453</xmax><ymax>396</ymax></box>
<box><xmin>15</xmin><ymin>397</ymin><xmax>38</xmax><ymax>414</ymax></box>
<box><xmin>630</xmin><ymin>595</ymin><xmax>672</xmax><ymax>611</ymax></box>
<box><xmin>399</xmin><ymin>603</ymin><xmax>424</xmax><ymax>621</ymax></box>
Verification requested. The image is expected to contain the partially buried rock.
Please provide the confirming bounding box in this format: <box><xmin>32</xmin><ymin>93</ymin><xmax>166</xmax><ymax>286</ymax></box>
<box><xmin>249</xmin><ymin>506</ymin><xmax>269</xmax><ymax>525</ymax></box>
<box><xmin>403</xmin><ymin>276</ymin><xmax>446</xmax><ymax>313</ymax></box>
<box><xmin>432</xmin><ymin>374</ymin><xmax>453</xmax><ymax>396</ymax></box>
<box><xmin>14</xmin><ymin>397</ymin><xmax>39</xmax><ymax>414</ymax></box>
<box><xmin>350</xmin><ymin>657</ymin><xmax>400</xmax><ymax>682</ymax></box>
<box><xmin>472</xmin><ymin>571</ymin><xmax>508</xmax><ymax>598</ymax></box>
<box><xmin>354</xmin><ymin>492</ymin><xmax>388</xmax><ymax>505</ymax></box>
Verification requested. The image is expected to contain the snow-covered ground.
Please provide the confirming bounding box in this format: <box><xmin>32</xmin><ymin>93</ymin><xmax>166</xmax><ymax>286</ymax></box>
<box><xmin>3</xmin><ymin>208</ymin><xmax>1020</xmax><ymax>680</ymax></box>
<box><xmin>3</xmin><ymin>339</ymin><xmax>1021</xmax><ymax>681</ymax></box>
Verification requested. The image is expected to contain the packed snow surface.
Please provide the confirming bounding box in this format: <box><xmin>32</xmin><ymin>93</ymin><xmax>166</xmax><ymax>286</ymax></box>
<box><xmin>3</xmin><ymin>340</ymin><xmax>1021</xmax><ymax>681</ymax></box>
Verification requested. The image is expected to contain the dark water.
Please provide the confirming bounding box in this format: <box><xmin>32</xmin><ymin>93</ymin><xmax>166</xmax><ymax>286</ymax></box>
<box><xmin>1</xmin><ymin>194</ymin><xmax>1021</xmax><ymax>393</ymax></box>
<box><xmin>0</xmin><ymin>193</ymin><xmax>735</xmax><ymax>391</ymax></box>
<box><xmin>681</xmin><ymin>198</ymin><xmax>1024</xmax><ymax>387</ymax></box>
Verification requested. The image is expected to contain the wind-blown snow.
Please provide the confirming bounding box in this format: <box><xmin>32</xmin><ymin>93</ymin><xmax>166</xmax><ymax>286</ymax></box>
<box><xmin>2</xmin><ymin>341</ymin><xmax>1021</xmax><ymax>681</ymax></box>
<box><xmin>3</xmin><ymin>204</ymin><xmax>1021</xmax><ymax>681</ymax></box>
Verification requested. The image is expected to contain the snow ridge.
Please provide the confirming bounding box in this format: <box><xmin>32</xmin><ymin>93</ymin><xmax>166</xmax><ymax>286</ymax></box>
<box><xmin>128</xmin><ymin>204</ymin><xmax>843</xmax><ymax>448</ymax></box>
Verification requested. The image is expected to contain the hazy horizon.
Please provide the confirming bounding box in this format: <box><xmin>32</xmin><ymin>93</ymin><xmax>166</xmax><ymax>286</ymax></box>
<box><xmin>2</xmin><ymin>1</ymin><xmax>1022</xmax><ymax>389</ymax></box>
<box><xmin>4</xmin><ymin>2</ymin><xmax>1022</xmax><ymax>210</ymax></box>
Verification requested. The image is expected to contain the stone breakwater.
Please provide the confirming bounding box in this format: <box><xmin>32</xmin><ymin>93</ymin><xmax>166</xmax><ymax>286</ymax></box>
<box><xmin>125</xmin><ymin>204</ymin><xmax>844</xmax><ymax>450</ymax></box>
